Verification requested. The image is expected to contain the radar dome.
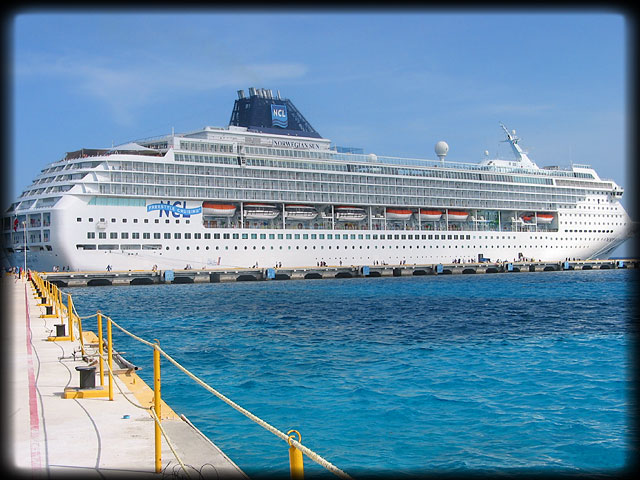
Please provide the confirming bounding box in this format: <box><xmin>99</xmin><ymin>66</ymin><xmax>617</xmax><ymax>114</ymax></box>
<box><xmin>435</xmin><ymin>141</ymin><xmax>449</xmax><ymax>161</ymax></box>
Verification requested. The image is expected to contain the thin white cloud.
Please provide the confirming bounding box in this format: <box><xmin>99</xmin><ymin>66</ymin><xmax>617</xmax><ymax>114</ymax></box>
<box><xmin>15</xmin><ymin>53</ymin><xmax>308</xmax><ymax>125</ymax></box>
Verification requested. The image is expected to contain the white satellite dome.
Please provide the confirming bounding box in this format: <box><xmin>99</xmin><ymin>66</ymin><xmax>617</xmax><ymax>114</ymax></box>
<box><xmin>435</xmin><ymin>141</ymin><xmax>449</xmax><ymax>161</ymax></box>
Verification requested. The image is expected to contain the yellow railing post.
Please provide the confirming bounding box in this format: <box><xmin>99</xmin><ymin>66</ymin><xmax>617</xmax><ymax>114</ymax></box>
<box><xmin>153</xmin><ymin>342</ymin><xmax>162</xmax><ymax>473</ymax></box>
<box><xmin>288</xmin><ymin>430</ymin><xmax>304</xmax><ymax>480</ymax></box>
<box><xmin>67</xmin><ymin>294</ymin><xmax>75</xmax><ymax>341</ymax></box>
<box><xmin>58</xmin><ymin>287</ymin><xmax>62</xmax><ymax>321</ymax></box>
<box><xmin>97</xmin><ymin>311</ymin><xmax>104</xmax><ymax>387</ymax></box>
<box><xmin>77</xmin><ymin>308</ymin><xmax>85</xmax><ymax>356</ymax></box>
<box><xmin>107</xmin><ymin>318</ymin><xmax>113</xmax><ymax>401</ymax></box>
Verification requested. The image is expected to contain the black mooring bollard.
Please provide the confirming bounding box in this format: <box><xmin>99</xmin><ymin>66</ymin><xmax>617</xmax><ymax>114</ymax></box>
<box><xmin>75</xmin><ymin>365</ymin><xmax>96</xmax><ymax>389</ymax></box>
<box><xmin>45</xmin><ymin>305</ymin><xmax>53</xmax><ymax>315</ymax></box>
<box><xmin>55</xmin><ymin>324</ymin><xmax>65</xmax><ymax>337</ymax></box>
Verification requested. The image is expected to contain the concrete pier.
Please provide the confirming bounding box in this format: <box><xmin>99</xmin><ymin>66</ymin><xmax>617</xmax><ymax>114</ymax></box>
<box><xmin>5</xmin><ymin>274</ymin><xmax>247</xmax><ymax>478</ymax></box>
<box><xmin>40</xmin><ymin>258</ymin><xmax>638</xmax><ymax>287</ymax></box>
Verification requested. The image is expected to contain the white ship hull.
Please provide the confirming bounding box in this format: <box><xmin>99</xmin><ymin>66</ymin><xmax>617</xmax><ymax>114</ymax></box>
<box><xmin>4</xmin><ymin>196</ymin><xmax>630</xmax><ymax>272</ymax></box>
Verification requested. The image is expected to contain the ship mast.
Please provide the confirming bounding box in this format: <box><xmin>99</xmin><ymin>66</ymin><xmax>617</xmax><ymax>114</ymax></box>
<box><xmin>499</xmin><ymin>122</ymin><xmax>537</xmax><ymax>169</ymax></box>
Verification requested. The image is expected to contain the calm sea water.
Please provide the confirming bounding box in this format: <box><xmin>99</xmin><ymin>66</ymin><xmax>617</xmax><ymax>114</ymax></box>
<box><xmin>66</xmin><ymin>269</ymin><xmax>636</xmax><ymax>477</ymax></box>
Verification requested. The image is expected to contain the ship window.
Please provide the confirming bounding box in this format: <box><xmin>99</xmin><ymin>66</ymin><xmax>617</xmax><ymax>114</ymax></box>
<box><xmin>87</xmin><ymin>232</ymin><xmax>95</xmax><ymax>239</ymax></box>
<box><xmin>77</xmin><ymin>217</ymin><xmax>82</xmax><ymax>222</ymax></box>
<box><xmin>155</xmin><ymin>219</ymin><xmax>159</xmax><ymax>223</ymax></box>
<box><xmin>154</xmin><ymin>233</ymin><xmax>160</xmax><ymax>239</ymax></box>
<box><xmin>185</xmin><ymin>233</ymin><xmax>191</xmax><ymax>239</ymax></box>
<box><xmin>223</xmin><ymin>233</ymin><xmax>230</xmax><ymax>239</ymax></box>
<box><xmin>121</xmin><ymin>233</ymin><xmax>129</xmax><ymax>239</ymax></box>
<box><xmin>174</xmin><ymin>233</ymin><xmax>181</xmax><ymax>239</ymax></box>
<box><xmin>88</xmin><ymin>218</ymin><xmax>93</xmax><ymax>222</ymax></box>
<box><xmin>110</xmin><ymin>232</ymin><xmax>117</xmax><ymax>239</ymax></box>
<box><xmin>122</xmin><ymin>219</ymin><xmax>127</xmax><ymax>223</ymax></box>
<box><xmin>164</xmin><ymin>233</ymin><xmax>170</xmax><ymax>239</ymax></box>
<box><xmin>99</xmin><ymin>232</ymin><xmax>106</xmax><ymax>239</ymax></box>
<box><xmin>143</xmin><ymin>233</ymin><xmax>150</xmax><ymax>239</ymax></box>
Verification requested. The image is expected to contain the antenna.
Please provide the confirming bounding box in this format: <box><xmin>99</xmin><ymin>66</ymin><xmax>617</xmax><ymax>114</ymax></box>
<box><xmin>434</xmin><ymin>141</ymin><xmax>449</xmax><ymax>164</ymax></box>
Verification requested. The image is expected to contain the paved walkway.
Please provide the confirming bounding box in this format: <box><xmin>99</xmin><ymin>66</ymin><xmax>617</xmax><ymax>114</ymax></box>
<box><xmin>5</xmin><ymin>274</ymin><xmax>247</xmax><ymax>478</ymax></box>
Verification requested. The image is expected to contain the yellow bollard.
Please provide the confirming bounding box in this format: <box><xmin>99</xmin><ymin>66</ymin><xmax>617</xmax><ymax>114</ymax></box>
<box><xmin>287</xmin><ymin>430</ymin><xmax>304</xmax><ymax>480</ymax></box>
<box><xmin>153</xmin><ymin>343</ymin><xmax>162</xmax><ymax>473</ymax></box>
<box><xmin>97</xmin><ymin>311</ymin><xmax>104</xmax><ymax>387</ymax></box>
<box><xmin>107</xmin><ymin>318</ymin><xmax>113</xmax><ymax>401</ymax></box>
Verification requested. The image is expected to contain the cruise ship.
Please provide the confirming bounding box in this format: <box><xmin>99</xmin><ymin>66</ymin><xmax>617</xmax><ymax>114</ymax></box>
<box><xmin>2</xmin><ymin>87</ymin><xmax>633</xmax><ymax>271</ymax></box>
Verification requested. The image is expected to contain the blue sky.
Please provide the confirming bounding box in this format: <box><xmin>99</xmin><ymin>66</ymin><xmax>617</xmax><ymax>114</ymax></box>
<box><xmin>8</xmin><ymin>10</ymin><xmax>633</xmax><ymax>254</ymax></box>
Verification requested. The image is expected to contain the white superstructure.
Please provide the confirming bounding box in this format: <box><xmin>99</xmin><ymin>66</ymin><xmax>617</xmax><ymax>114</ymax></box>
<box><xmin>2</xmin><ymin>88</ymin><xmax>633</xmax><ymax>271</ymax></box>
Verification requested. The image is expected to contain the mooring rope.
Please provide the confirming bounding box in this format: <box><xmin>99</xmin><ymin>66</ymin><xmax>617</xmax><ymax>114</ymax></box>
<box><xmin>107</xmin><ymin>316</ymin><xmax>353</xmax><ymax>480</ymax></box>
<box><xmin>97</xmin><ymin>345</ymin><xmax>191</xmax><ymax>478</ymax></box>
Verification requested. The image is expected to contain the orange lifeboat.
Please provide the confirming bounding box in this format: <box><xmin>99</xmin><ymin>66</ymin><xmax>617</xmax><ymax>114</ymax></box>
<box><xmin>386</xmin><ymin>208</ymin><xmax>413</xmax><ymax>221</ymax></box>
<box><xmin>202</xmin><ymin>202</ymin><xmax>236</xmax><ymax>217</ymax></box>
<box><xmin>419</xmin><ymin>209</ymin><xmax>442</xmax><ymax>221</ymax></box>
<box><xmin>536</xmin><ymin>213</ymin><xmax>554</xmax><ymax>224</ymax></box>
<box><xmin>446</xmin><ymin>210</ymin><xmax>468</xmax><ymax>222</ymax></box>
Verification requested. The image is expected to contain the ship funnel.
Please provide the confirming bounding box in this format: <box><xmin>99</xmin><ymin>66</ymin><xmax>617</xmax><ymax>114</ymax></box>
<box><xmin>237</xmin><ymin>89</ymin><xmax>245</xmax><ymax>99</ymax></box>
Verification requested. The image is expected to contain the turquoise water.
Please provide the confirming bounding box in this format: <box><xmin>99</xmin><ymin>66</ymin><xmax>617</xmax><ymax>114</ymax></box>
<box><xmin>67</xmin><ymin>269</ymin><xmax>636</xmax><ymax>477</ymax></box>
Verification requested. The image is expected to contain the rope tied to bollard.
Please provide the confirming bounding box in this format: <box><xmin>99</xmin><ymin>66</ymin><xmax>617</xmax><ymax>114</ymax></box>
<box><xmin>64</xmin><ymin>310</ymin><xmax>353</xmax><ymax>480</ymax></box>
<box><xmin>107</xmin><ymin>316</ymin><xmax>353</xmax><ymax>479</ymax></box>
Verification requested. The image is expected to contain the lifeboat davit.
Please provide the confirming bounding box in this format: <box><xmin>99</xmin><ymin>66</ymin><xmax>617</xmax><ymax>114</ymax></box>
<box><xmin>536</xmin><ymin>213</ymin><xmax>554</xmax><ymax>224</ymax></box>
<box><xmin>202</xmin><ymin>202</ymin><xmax>236</xmax><ymax>217</ymax></box>
<box><xmin>243</xmin><ymin>203</ymin><xmax>280</xmax><ymax>220</ymax></box>
<box><xmin>446</xmin><ymin>210</ymin><xmax>468</xmax><ymax>222</ymax></box>
<box><xmin>419</xmin><ymin>209</ymin><xmax>442</xmax><ymax>221</ymax></box>
<box><xmin>285</xmin><ymin>205</ymin><xmax>318</xmax><ymax>220</ymax></box>
<box><xmin>386</xmin><ymin>208</ymin><xmax>413</xmax><ymax>221</ymax></box>
<box><xmin>335</xmin><ymin>206</ymin><xmax>367</xmax><ymax>222</ymax></box>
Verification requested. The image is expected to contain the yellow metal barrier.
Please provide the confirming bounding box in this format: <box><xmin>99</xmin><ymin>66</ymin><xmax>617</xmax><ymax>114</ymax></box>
<box><xmin>107</xmin><ymin>317</ymin><xmax>114</xmax><ymax>401</ymax></box>
<box><xmin>97</xmin><ymin>311</ymin><xmax>104</xmax><ymax>387</ymax></box>
<box><xmin>153</xmin><ymin>342</ymin><xmax>162</xmax><ymax>473</ymax></box>
<box><xmin>29</xmin><ymin>271</ymin><xmax>353</xmax><ymax>479</ymax></box>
